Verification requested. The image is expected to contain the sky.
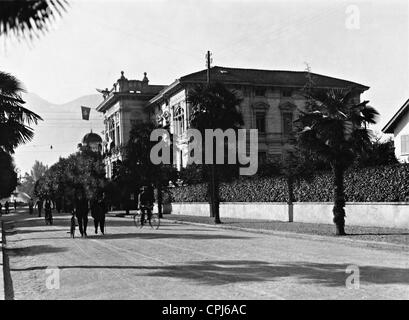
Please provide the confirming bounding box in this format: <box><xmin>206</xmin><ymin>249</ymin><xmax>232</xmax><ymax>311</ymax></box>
<box><xmin>0</xmin><ymin>0</ymin><xmax>408</xmax><ymax>173</ymax></box>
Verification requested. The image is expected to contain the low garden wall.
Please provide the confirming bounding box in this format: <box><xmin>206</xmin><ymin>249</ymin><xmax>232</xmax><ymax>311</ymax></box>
<box><xmin>165</xmin><ymin>164</ymin><xmax>409</xmax><ymax>229</ymax></box>
<box><xmin>167</xmin><ymin>202</ymin><xmax>409</xmax><ymax>229</ymax></box>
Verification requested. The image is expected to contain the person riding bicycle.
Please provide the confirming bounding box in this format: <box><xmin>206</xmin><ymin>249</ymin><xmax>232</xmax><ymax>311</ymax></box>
<box><xmin>137</xmin><ymin>186</ymin><xmax>154</xmax><ymax>226</ymax></box>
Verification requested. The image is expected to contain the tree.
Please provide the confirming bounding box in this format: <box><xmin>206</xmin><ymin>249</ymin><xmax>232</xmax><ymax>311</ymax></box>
<box><xmin>0</xmin><ymin>0</ymin><xmax>68</xmax><ymax>41</ymax></box>
<box><xmin>34</xmin><ymin>149</ymin><xmax>106</xmax><ymax>210</ymax></box>
<box><xmin>296</xmin><ymin>87</ymin><xmax>378</xmax><ymax>235</ymax></box>
<box><xmin>187</xmin><ymin>81</ymin><xmax>243</xmax><ymax>224</ymax></box>
<box><xmin>0</xmin><ymin>150</ymin><xmax>18</xmax><ymax>198</ymax></box>
<box><xmin>19</xmin><ymin>160</ymin><xmax>49</xmax><ymax>197</ymax></box>
<box><xmin>279</xmin><ymin>144</ymin><xmax>314</xmax><ymax>213</ymax></box>
<box><xmin>19</xmin><ymin>172</ymin><xmax>35</xmax><ymax>197</ymax></box>
<box><xmin>354</xmin><ymin>135</ymin><xmax>398</xmax><ymax>167</ymax></box>
<box><xmin>114</xmin><ymin>121</ymin><xmax>178</xmax><ymax>216</ymax></box>
<box><xmin>0</xmin><ymin>0</ymin><xmax>65</xmax><ymax>199</ymax></box>
<box><xmin>0</xmin><ymin>71</ymin><xmax>42</xmax><ymax>154</ymax></box>
<box><xmin>0</xmin><ymin>71</ymin><xmax>43</xmax><ymax>199</ymax></box>
<box><xmin>31</xmin><ymin>160</ymin><xmax>48</xmax><ymax>181</ymax></box>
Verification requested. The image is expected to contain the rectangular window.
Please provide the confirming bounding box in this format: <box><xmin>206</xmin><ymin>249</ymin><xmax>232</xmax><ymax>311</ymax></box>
<box><xmin>255</xmin><ymin>87</ymin><xmax>266</xmax><ymax>96</ymax></box>
<box><xmin>283</xmin><ymin>113</ymin><xmax>293</xmax><ymax>135</ymax></box>
<box><xmin>401</xmin><ymin>135</ymin><xmax>409</xmax><ymax>154</ymax></box>
<box><xmin>256</xmin><ymin>112</ymin><xmax>266</xmax><ymax>133</ymax></box>
<box><xmin>282</xmin><ymin>88</ymin><xmax>292</xmax><ymax>97</ymax></box>
<box><xmin>116</xmin><ymin>126</ymin><xmax>120</xmax><ymax>145</ymax></box>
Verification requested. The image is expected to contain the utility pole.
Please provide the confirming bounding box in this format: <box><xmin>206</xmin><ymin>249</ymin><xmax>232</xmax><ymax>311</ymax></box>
<box><xmin>205</xmin><ymin>51</ymin><xmax>220</xmax><ymax>222</ymax></box>
<box><xmin>206</xmin><ymin>50</ymin><xmax>212</xmax><ymax>84</ymax></box>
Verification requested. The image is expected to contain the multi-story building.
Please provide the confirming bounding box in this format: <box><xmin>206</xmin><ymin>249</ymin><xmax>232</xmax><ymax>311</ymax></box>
<box><xmin>148</xmin><ymin>66</ymin><xmax>368</xmax><ymax>169</ymax></box>
<box><xmin>97</xmin><ymin>67</ymin><xmax>368</xmax><ymax>176</ymax></box>
<box><xmin>96</xmin><ymin>71</ymin><xmax>165</xmax><ymax>178</ymax></box>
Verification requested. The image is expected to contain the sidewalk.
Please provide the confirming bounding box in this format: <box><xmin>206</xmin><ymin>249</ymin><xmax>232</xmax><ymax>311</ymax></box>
<box><xmin>108</xmin><ymin>210</ymin><xmax>409</xmax><ymax>251</ymax></box>
<box><xmin>0</xmin><ymin>220</ymin><xmax>5</xmax><ymax>300</ymax></box>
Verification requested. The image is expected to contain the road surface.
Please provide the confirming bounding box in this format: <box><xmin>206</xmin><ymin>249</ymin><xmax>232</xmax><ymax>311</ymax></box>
<box><xmin>2</xmin><ymin>210</ymin><xmax>409</xmax><ymax>299</ymax></box>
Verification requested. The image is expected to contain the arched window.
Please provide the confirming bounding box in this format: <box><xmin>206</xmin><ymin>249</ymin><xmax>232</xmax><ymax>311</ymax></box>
<box><xmin>173</xmin><ymin>104</ymin><xmax>185</xmax><ymax>136</ymax></box>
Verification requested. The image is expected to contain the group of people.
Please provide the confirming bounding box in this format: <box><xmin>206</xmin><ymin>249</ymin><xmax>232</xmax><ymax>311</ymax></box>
<box><xmin>2</xmin><ymin>185</ymin><xmax>155</xmax><ymax>238</ymax></box>
<box><xmin>70</xmin><ymin>191</ymin><xmax>108</xmax><ymax>238</ymax></box>
<box><xmin>29</xmin><ymin>198</ymin><xmax>53</xmax><ymax>222</ymax></box>
<box><xmin>0</xmin><ymin>200</ymin><xmax>17</xmax><ymax>215</ymax></box>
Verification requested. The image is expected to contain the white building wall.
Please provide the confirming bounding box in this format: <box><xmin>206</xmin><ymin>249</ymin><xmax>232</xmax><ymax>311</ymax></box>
<box><xmin>393</xmin><ymin>111</ymin><xmax>409</xmax><ymax>162</ymax></box>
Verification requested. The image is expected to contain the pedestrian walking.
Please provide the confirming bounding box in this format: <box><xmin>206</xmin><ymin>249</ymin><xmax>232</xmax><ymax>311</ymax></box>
<box><xmin>91</xmin><ymin>192</ymin><xmax>108</xmax><ymax>235</ymax></box>
<box><xmin>36</xmin><ymin>199</ymin><xmax>43</xmax><ymax>217</ymax></box>
<box><xmin>70</xmin><ymin>212</ymin><xmax>76</xmax><ymax>238</ymax></box>
<box><xmin>75</xmin><ymin>191</ymin><xmax>89</xmax><ymax>237</ymax></box>
<box><xmin>14</xmin><ymin>199</ymin><xmax>17</xmax><ymax>212</ymax></box>
<box><xmin>28</xmin><ymin>198</ymin><xmax>34</xmax><ymax>215</ymax></box>
<box><xmin>0</xmin><ymin>202</ymin><xmax>2</xmax><ymax>216</ymax></box>
<box><xmin>44</xmin><ymin>199</ymin><xmax>53</xmax><ymax>225</ymax></box>
<box><xmin>5</xmin><ymin>201</ymin><xmax>9</xmax><ymax>214</ymax></box>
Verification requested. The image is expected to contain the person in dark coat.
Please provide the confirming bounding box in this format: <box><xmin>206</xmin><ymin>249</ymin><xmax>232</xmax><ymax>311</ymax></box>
<box><xmin>75</xmin><ymin>191</ymin><xmax>89</xmax><ymax>237</ymax></box>
<box><xmin>91</xmin><ymin>192</ymin><xmax>108</xmax><ymax>234</ymax></box>
<box><xmin>5</xmin><ymin>201</ymin><xmax>10</xmax><ymax>214</ymax></box>
<box><xmin>28</xmin><ymin>199</ymin><xmax>34</xmax><ymax>214</ymax></box>
<box><xmin>36</xmin><ymin>199</ymin><xmax>43</xmax><ymax>217</ymax></box>
<box><xmin>44</xmin><ymin>199</ymin><xmax>53</xmax><ymax>225</ymax></box>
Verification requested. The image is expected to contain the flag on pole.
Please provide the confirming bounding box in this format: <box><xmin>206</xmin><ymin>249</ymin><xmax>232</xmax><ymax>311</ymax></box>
<box><xmin>81</xmin><ymin>106</ymin><xmax>91</xmax><ymax>120</ymax></box>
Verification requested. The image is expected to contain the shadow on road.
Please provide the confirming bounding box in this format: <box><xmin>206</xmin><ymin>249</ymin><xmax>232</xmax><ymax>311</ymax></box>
<box><xmin>10</xmin><ymin>228</ymin><xmax>69</xmax><ymax>235</ymax></box>
<box><xmin>9</xmin><ymin>260</ymin><xmax>409</xmax><ymax>287</ymax></box>
<box><xmin>6</xmin><ymin>245</ymin><xmax>68</xmax><ymax>257</ymax></box>
<box><xmin>17</xmin><ymin>231</ymin><xmax>252</xmax><ymax>241</ymax></box>
<box><xmin>92</xmin><ymin>232</ymin><xmax>251</xmax><ymax>240</ymax></box>
<box><xmin>346</xmin><ymin>233</ymin><xmax>409</xmax><ymax>236</ymax></box>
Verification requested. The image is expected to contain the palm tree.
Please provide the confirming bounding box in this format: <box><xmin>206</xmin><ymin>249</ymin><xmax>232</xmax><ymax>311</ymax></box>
<box><xmin>296</xmin><ymin>88</ymin><xmax>378</xmax><ymax>235</ymax></box>
<box><xmin>187</xmin><ymin>81</ymin><xmax>243</xmax><ymax>224</ymax></box>
<box><xmin>0</xmin><ymin>71</ymin><xmax>42</xmax><ymax>154</ymax></box>
<box><xmin>0</xmin><ymin>0</ymin><xmax>68</xmax><ymax>40</ymax></box>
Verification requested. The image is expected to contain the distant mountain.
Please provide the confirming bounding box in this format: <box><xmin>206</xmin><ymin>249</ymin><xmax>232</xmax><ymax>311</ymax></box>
<box><xmin>14</xmin><ymin>93</ymin><xmax>105</xmax><ymax>175</ymax></box>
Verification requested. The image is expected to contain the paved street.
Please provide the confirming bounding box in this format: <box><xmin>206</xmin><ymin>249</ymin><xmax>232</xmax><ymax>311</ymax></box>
<box><xmin>1</xmin><ymin>210</ymin><xmax>409</xmax><ymax>300</ymax></box>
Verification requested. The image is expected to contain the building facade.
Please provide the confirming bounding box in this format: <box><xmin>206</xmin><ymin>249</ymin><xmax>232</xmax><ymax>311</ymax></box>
<box><xmin>148</xmin><ymin>66</ymin><xmax>368</xmax><ymax>169</ymax></box>
<box><xmin>382</xmin><ymin>98</ymin><xmax>409</xmax><ymax>162</ymax></box>
<box><xmin>96</xmin><ymin>71</ymin><xmax>165</xmax><ymax>178</ymax></box>
<box><xmin>97</xmin><ymin>66</ymin><xmax>368</xmax><ymax>176</ymax></box>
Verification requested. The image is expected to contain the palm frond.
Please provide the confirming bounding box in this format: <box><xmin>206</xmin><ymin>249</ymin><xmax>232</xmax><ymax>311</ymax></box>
<box><xmin>0</xmin><ymin>0</ymin><xmax>68</xmax><ymax>40</ymax></box>
<box><xmin>0</xmin><ymin>70</ymin><xmax>43</xmax><ymax>152</ymax></box>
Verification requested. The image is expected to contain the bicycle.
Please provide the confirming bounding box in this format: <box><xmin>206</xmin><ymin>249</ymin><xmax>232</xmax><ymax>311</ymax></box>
<box><xmin>133</xmin><ymin>206</ymin><xmax>160</xmax><ymax>230</ymax></box>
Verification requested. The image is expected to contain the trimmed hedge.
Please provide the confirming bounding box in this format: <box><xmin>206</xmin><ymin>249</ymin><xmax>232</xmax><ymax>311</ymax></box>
<box><xmin>170</xmin><ymin>164</ymin><xmax>409</xmax><ymax>203</ymax></box>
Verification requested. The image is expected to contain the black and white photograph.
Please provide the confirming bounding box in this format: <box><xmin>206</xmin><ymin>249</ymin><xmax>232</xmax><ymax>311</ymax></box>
<box><xmin>0</xmin><ymin>0</ymin><xmax>408</xmax><ymax>305</ymax></box>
